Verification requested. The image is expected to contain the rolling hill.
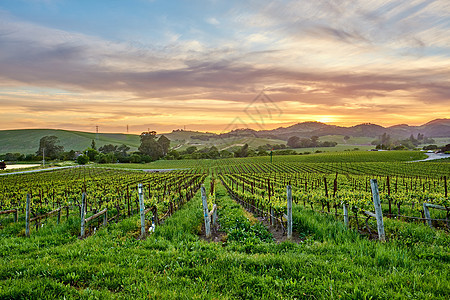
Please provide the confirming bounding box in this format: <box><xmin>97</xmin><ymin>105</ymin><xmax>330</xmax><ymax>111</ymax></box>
<box><xmin>0</xmin><ymin>129</ymin><xmax>140</xmax><ymax>154</ymax></box>
<box><xmin>0</xmin><ymin>119</ymin><xmax>448</xmax><ymax>155</ymax></box>
<box><xmin>257</xmin><ymin>119</ymin><xmax>450</xmax><ymax>140</ymax></box>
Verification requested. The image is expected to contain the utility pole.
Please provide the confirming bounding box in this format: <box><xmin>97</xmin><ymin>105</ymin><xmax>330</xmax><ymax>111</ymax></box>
<box><xmin>42</xmin><ymin>148</ymin><xmax>45</xmax><ymax>167</ymax></box>
<box><xmin>96</xmin><ymin>125</ymin><xmax>99</xmax><ymax>140</ymax></box>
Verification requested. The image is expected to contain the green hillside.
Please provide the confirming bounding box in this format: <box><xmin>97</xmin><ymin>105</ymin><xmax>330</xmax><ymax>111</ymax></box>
<box><xmin>0</xmin><ymin>129</ymin><xmax>378</xmax><ymax>155</ymax></box>
<box><xmin>0</xmin><ymin>129</ymin><xmax>140</xmax><ymax>154</ymax></box>
<box><xmin>0</xmin><ymin>129</ymin><xmax>288</xmax><ymax>155</ymax></box>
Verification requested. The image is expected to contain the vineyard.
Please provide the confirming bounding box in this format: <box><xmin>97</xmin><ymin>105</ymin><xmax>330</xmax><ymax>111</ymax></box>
<box><xmin>0</xmin><ymin>151</ymin><xmax>449</xmax><ymax>299</ymax></box>
<box><xmin>0</xmin><ymin>167</ymin><xmax>205</xmax><ymax>237</ymax></box>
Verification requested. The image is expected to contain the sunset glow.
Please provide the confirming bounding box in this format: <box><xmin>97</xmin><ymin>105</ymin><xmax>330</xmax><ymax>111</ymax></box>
<box><xmin>0</xmin><ymin>0</ymin><xmax>449</xmax><ymax>134</ymax></box>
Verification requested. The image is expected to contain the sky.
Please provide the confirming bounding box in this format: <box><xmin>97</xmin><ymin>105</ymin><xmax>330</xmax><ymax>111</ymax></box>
<box><xmin>0</xmin><ymin>0</ymin><xmax>449</xmax><ymax>134</ymax></box>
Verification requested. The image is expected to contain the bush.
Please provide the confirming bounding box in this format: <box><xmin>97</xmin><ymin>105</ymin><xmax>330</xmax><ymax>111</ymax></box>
<box><xmin>76</xmin><ymin>155</ymin><xmax>89</xmax><ymax>165</ymax></box>
<box><xmin>422</xmin><ymin>145</ymin><xmax>438</xmax><ymax>150</ymax></box>
<box><xmin>129</xmin><ymin>154</ymin><xmax>142</xmax><ymax>163</ymax></box>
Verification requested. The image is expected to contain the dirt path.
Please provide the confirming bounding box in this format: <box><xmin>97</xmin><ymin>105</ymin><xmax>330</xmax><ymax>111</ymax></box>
<box><xmin>256</xmin><ymin>216</ymin><xmax>304</xmax><ymax>243</ymax></box>
<box><xmin>222</xmin><ymin>184</ymin><xmax>305</xmax><ymax>243</ymax></box>
<box><xmin>199</xmin><ymin>222</ymin><xmax>227</xmax><ymax>243</ymax></box>
<box><xmin>220</xmin><ymin>143</ymin><xmax>245</xmax><ymax>151</ymax></box>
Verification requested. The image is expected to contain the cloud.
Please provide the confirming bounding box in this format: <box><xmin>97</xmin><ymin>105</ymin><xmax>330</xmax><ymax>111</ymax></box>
<box><xmin>0</xmin><ymin>1</ymin><xmax>449</xmax><ymax>132</ymax></box>
<box><xmin>206</xmin><ymin>17</ymin><xmax>220</xmax><ymax>25</ymax></box>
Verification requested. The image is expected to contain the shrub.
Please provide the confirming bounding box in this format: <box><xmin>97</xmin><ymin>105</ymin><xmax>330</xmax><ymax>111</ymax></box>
<box><xmin>76</xmin><ymin>154</ymin><xmax>89</xmax><ymax>165</ymax></box>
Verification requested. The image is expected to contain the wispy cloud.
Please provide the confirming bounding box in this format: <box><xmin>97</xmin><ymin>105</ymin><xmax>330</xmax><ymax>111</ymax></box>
<box><xmin>0</xmin><ymin>1</ymin><xmax>449</xmax><ymax>132</ymax></box>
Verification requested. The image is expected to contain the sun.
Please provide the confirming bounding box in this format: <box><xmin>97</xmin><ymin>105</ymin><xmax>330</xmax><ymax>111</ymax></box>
<box><xmin>316</xmin><ymin>116</ymin><xmax>336</xmax><ymax>124</ymax></box>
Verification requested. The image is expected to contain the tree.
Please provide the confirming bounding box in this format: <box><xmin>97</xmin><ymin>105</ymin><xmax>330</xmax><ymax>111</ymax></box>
<box><xmin>36</xmin><ymin>136</ymin><xmax>64</xmax><ymax>159</ymax></box>
<box><xmin>130</xmin><ymin>154</ymin><xmax>142</xmax><ymax>163</ymax></box>
<box><xmin>220</xmin><ymin>150</ymin><xmax>233</xmax><ymax>158</ymax></box>
<box><xmin>186</xmin><ymin>146</ymin><xmax>197</xmax><ymax>154</ymax></box>
<box><xmin>91</xmin><ymin>139</ymin><xmax>97</xmax><ymax>150</ymax></box>
<box><xmin>344</xmin><ymin>135</ymin><xmax>350</xmax><ymax>142</ymax></box>
<box><xmin>257</xmin><ymin>149</ymin><xmax>268</xmax><ymax>156</ymax></box>
<box><xmin>77</xmin><ymin>154</ymin><xmax>89</xmax><ymax>165</ymax></box>
<box><xmin>139</xmin><ymin>132</ymin><xmax>163</xmax><ymax>161</ymax></box>
<box><xmin>165</xmin><ymin>150</ymin><xmax>180</xmax><ymax>160</ymax></box>
<box><xmin>287</xmin><ymin>136</ymin><xmax>300</xmax><ymax>148</ymax></box>
<box><xmin>441</xmin><ymin>144</ymin><xmax>450</xmax><ymax>153</ymax></box>
<box><xmin>234</xmin><ymin>144</ymin><xmax>249</xmax><ymax>157</ymax></box>
<box><xmin>207</xmin><ymin>146</ymin><xmax>220</xmax><ymax>159</ymax></box>
<box><xmin>310</xmin><ymin>136</ymin><xmax>319</xmax><ymax>144</ymax></box>
<box><xmin>85</xmin><ymin>148</ymin><xmax>99</xmax><ymax>161</ymax></box>
<box><xmin>59</xmin><ymin>150</ymin><xmax>76</xmax><ymax>161</ymax></box>
<box><xmin>409</xmin><ymin>134</ymin><xmax>419</xmax><ymax>146</ymax></box>
<box><xmin>423</xmin><ymin>145</ymin><xmax>438</xmax><ymax>150</ymax></box>
<box><xmin>98</xmin><ymin>144</ymin><xmax>117</xmax><ymax>154</ymax></box>
<box><xmin>117</xmin><ymin>144</ymin><xmax>130</xmax><ymax>156</ymax></box>
<box><xmin>4</xmin><ymin>153</ymin><xmax>23</xmax><ymax>161</ymax></box>
<box><xmin>157</xmin><ymin>135</ymin><xmax>171</xmax><ymax>155</ymax></box>
<box><xmin>95</xmin><ymin>153</ymin><xmax>115</xmax><ymax>163</ymax></box>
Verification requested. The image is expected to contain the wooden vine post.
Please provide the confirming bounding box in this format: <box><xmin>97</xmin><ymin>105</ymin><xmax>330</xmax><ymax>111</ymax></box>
<box><xmin>25</xmin><ymin>194</ymin><xmax>31</xmax><ymax>237</ymax></box>
<box><xmin>127</xmin><ymin>185</ymin><xmax>131</xmax><ymax>216</ymax></box>
<box><xmin>287</xmin><ymin>185</ymin><xmax>293</xmax><ymax>239</ymax></box>
<box><xmin>423</xmin><ymin>203</ymin><xmax>449</xmax><ymax>229</ymax></box>
<box><xmin>139</xmin><ymin>183</ymin><xmax>146</xmax><ymax>239</ymax></box>
<box><xmin>387</xmin><ymin>175</ymin><xmax>392</xmax><ymax>216</ymax></box>
<box><xmin>370</xmin><ymin>179</ymin><xmax>385</xmax><ymax>242</ymax></box>
<box><xmin>201</xmin><ymin>185</ymin><xmax>211</xmax><ymax>238</ymax></box>
<box><xmin>270</xmin><ymin>207</ymin><xmax>275</xmax><ymax>226</ymax></box>
<box><xmin>57</xmin><ymin>207</ymin><xmax>61</xmax><ymax>224</ymax></box>
<box><xmin>423</xmin><ymin>203</ymin><xmax>433</xmax><ymax>228</ymax></box>
<box><xmin>80</xmin><ymin>192</ymin><xmax>86</xmax><ymax>238</ymax></box>
<box><xmin>444</xmin><ymin>176</ymin><xmax>448</xmax><ymax>198</ymax></box>
<box><xmin>343</xmin><ymin>203</ymin><xmax>349</xmax><ymax>227</ymax></box>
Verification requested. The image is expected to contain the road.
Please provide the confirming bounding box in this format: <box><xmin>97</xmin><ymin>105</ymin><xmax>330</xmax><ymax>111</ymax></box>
<box><xmin>411</xmin><ymin>152</ymin><xmax>450</xmax><ymax>162</ymax></box>
<box><xmin>0</xmin><ymin>165</ymin><xmax>80</xmax><ymax>176</ymax></box>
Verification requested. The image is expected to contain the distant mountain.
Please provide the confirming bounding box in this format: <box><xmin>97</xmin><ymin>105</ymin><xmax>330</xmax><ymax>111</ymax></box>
<box><xmin>417</xmin><ymin>119</ymin><xmax>450</xmax><ymax>137</ymax></box>
<box><xmin>423</xmin><ymin>119</ymin><xmax>450</xmax><ymax>126</ymax></box>
<box><xmin>257</xmin><ymin>122</ymin><xmax>335</xmax><ymax>140</ymax></box>
<box><xmin>256</xmin><ymin>119</ymin><xmax>450</xmax><ymax>140</ymax></box>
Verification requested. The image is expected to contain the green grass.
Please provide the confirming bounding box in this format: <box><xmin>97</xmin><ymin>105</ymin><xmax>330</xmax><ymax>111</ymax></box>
<box><xmin>1</xmin><ymin>176</ymin><xmax>449</xmax><ymax>299</ymax></box>
<box><xmin>172</xmin><ymin>136</ymin><xmax>287</xmax><ymax>152</ymax></box>
<box><xmin>289</xmin><ymin>144</ymin><xmax>374</xmax><ymax>153</ymax></box>
<box><xmin>319</xmin><ymin>135</ymin><xmax>374</xmax><ymax>145</ymax></box>
<box><xmin>419</xmin><ymin>137</ymin><xmax>450</xmax><ymax>148</ymax></box>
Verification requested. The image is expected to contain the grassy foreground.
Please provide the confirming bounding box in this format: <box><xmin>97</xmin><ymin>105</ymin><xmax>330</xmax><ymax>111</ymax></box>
<box><xmin>0</xmin><ymin>178</ymin><xmax>449</xmax><ymax>299</ymax></box>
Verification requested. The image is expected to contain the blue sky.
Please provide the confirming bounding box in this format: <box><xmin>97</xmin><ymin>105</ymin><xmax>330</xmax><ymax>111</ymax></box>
<box><xmin>0</xmin><ymin>0</ymin><xmax>449</xmax><ymax>133</ymax></box>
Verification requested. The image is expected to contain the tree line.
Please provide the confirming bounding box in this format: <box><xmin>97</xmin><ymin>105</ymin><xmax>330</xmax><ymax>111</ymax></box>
<box><xmin>372</xmin><ymin>133</ymin><xmax>435</xmax><ymax>150</ymax></box>
<box><xmin>1</xmin><ymin>132</ymin><xmax>321</xmax><ymax>165</ymax></box>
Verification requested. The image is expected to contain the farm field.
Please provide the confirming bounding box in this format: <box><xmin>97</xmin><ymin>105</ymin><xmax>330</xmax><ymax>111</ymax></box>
<box><xmin>98</xmin><ymin>150</ymin><xmax>428</xmax><ymax>171</ymax></box>
<box><xmin>0</xmin><ymin>151</ymin><xmax>449</xmax><ymax>299</ymax></box>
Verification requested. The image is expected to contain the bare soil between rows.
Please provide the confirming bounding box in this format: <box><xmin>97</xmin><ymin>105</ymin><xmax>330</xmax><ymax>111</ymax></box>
<box><xmin>199</xmin><ymin>208</ymin><xmax>304</xmax><ymax>244</ymax></box>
